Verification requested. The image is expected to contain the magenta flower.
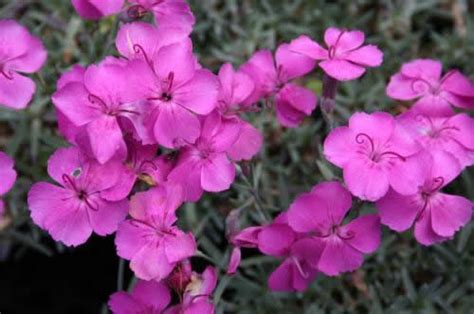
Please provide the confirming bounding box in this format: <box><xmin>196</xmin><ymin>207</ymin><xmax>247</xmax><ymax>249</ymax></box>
<box><xmin>398</xmin><ymin>112</ymin><xmax>474</xmax><ymax>169</ymax></box>
<box><xmin>290</xmin><ymin>27</ymin><xmax>383</xmax><ymax>81</ymax></box>
<box><xmin>287</xmin><ymin>181</ymin><xmax>381</xmax><ymax>276</ymax></box>
<box><xmin>71</xmin><ymin>0</ymin><xmax>125</xmax><ymax>20</ymax></box>
<box><xmin>165</xmin><ymin>266</ymin><xmax>217</xmax><ymax>314</ymax></box>
<box><xmin>109</xmin><ymin>280</ymin><xmax>171</xmax><ymax>314</ymax></box>
<box><xmin>217</xmin><ymin>63</ymin><xmax>263</xmax><ymax>161</ymax></box>
<box><xmin>128</xmin><ymin>0</ymin><xmax>195</xmax><ymax>36</ymax></box>
<box><xmin>0</xmin><ymin>20</ymin><xmax>47</xmax><ymax>110</ymax></box>
<box><xmin>52</xmin><ymin>58</ymin><xmax>145</xmax><ymax>164</ymax></box>
<box><xmin>167</xmin><ymin>111</ymin><xmax>241</xmax><ymax>201</ymax></box>
<box><xmin>0</xmin><ymin>151</ymin><xmax>17</xmax><ymax>215</ymax></box>
<box><xmin>324</xmin><ymin>112</ymin><xmax>426</xmax><ymax>201</ymax></box>
<box><xmin>257</xmin><ymin>213</ymin><xmax>319</xmax><ymax>292</ymax></box>
<box><xmin>130</xmin><ymin>43</ymin><xmax>219</xmax><ymax>148</ymax></box>
<box><xmin>240</xmin><ymin>44</ymin><xmax>317</xmax><ymax>127</ymax></box>
<box><xmin>115</xmin><ymin>186</ymin><xmax>196</xmax><ymax>281</ymax></box>
<box><xmin>28</xmin><ymin>147</ymin><xmax>128</xmax><ymax>246</ymax></box>
<box><xmin>376</xmin><ymin>154</ymin><xmax>472</xmax><ymax>245</ymax></box>
<box><xmin>386</xmin><ymin>59</ymin><xmax>474</xmax><ymax>116</ymax></box>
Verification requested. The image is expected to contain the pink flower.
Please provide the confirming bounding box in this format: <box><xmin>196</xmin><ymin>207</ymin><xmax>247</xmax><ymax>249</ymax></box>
<box><xmin>165</xmin><ymin>266</ymin><xmax>217</xmax><ymax>314</ymax></box>
<box><xmin>167</xmin><ymin>111</ymin><xmax>240</xmax><ymax>201</ymax></box>
<box><xmin>257</xmin><ymin>213</ymin><xmax>319</xmax><ymax>292</ymax></box>
<box><xmin>287</xmin><ymin>181</ymin><xmax>381</xmax><ymax>276</ymax></box>
<box><xmin>376</xmin><ymin>154</ymin><xmax>472</xmax><ymax>245</ymax></box>
<box><xmin>386</xmin><ymin>59</ymin><xmax>474</xmax><ymax>116</ymax></box>
<box><xmin>128</xmin><ymin>0</ymin><xmax>195</xmax><ymax>36</ymax></box>
<box><xmin>398</xmin><ymin>112</ymin><xmax>474</xmax><ymax>169</ymax></box>
<box><xmin>0</xmin><ymin>151</ymin><xmax>17</xmax><ymax>215</ymax></box>
<box><xmin>28</xmin><ymin>147</ymin><xmax>128</xmax><ymax>246</ymax></box>
<box><xmin>217</xmin><ymin>63</ymin><xmax>263</xmax><ymax>161</ymax></box>
<box><xmin>71</xmin><ymin>0</ymin><xmax>125</xmax><ymax>20</ymax></box>
<box><xmin>240</xmin><ymin>45</ymin><xmax>317</xmax><ymax>127</ymax></box>
<box><xmin>130</xmin><ymin>43</ymin><xmax>218</xmax><ymax>148</ymax></box>
<box><xmin>52</xmin><ymin>58</ymin><xmax>145</xmax><ymax>164</ymax></box>
<box><xmin>109</xmin><ymin>280</ymin><xmax>171</xmax><ymax>314</ymax></box>
<box><xmin>324</xmin><ymin>112</ymin><xmax>426</xmax><ymax>201</ymax></box>
<box><xmin>0</xmin><ymin>20</ymin><xmax>47</xmax><ymax>109</ymax></box>
<box><xmin>290</xmin><ymin>27</ymin><xmax>383</xmax><ymax>81</ymax></box>
<box><xmin>115</xmin><ymin>186</ymin><xmax>196</xmax><ymax>281</ymax></box>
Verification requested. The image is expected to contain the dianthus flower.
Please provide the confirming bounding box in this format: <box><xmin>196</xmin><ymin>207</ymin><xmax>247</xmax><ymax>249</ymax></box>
<box><xmin>52</xmin><ymin>57</ymin><xmax>145</xmax><ymax>164</ymax></box>
<box><xmin>290</xmin><ymin>27</ymin><xmax>383</xmax><ymax>81</ymax></box>
<box><xmin>0</xmin><ymin>20</ymin><xmax>47</xmax><ymax>109</ymax></box>
<box><xmin>28</xmin><ymin>147</ymin><xmax>129</xmax><ymax>246</ymax></box>
<box><xmin>387</xmin><ymin>59</ymin><xmax>474</xmax><ymax>116</ymax></box>
<box><xmin>129</xmin><ymin>43</ymin><xmax>218</xmax><ymax>148</ymax></box>
<box><xmin>324</xmin><ymin>112</ymin><xmax>426</xmax><ymax>201</ymax></box>
<box><xmin>167</xmin><ymin>111</ymin><xmax>241</xmax><ymax>201</ymax></box>
<box><xmin>115</xmin><ymin>186</ymin><xmax>196</xmax><ymax>281</ymax></box>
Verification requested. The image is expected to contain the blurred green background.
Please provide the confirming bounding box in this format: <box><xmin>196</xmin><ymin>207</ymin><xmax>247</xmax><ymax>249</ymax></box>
<box><xmin>0</xmin><ymin>0</ymin><xmax>473</xmax><ymax>313</ymax></box>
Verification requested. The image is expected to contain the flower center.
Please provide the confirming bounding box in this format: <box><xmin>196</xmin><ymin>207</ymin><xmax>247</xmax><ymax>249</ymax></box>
<box><xmin>355</xmin><ymin>133</ymin><xmax>406</xmax><ymax>163</ymax></box>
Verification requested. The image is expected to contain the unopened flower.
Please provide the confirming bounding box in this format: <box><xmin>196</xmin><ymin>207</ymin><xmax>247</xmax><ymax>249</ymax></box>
<box><xmin>290</xmin><ymin>27</ymin><xmax>383</xmax><ymax>81</ymax></box>
<box><xmin>387</xmin><ymin>59</ymin><xmax>474</xmax><ymax>116</ymax></box>
<box><xmin>165</xmin><ymin>266</ymin><xmax>217</xmax><ymax>314</ymax></box>
<box><xmin>28</xmin><ymin>147</ymin><xmax>128</xmax><ymax>246</ymax></box>
<box><xmin>0</xmin><ymin>20</ymin><xmax>47</xmax><ymax>109</ymax></box>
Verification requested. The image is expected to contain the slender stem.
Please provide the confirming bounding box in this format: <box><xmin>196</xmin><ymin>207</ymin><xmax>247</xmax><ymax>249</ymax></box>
<box><xmin>117</xmin><ymin>258</ymin><xmax>125</xmax><ymax>291</ymax></box>
<box><xmin>320</xmin><ymin>74</ymin><xmax>339</xmax><ymax>130</ymax></box>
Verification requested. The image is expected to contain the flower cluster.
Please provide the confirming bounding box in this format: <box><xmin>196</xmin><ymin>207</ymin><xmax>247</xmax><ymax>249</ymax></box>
<box><xmin>5</xmin><ymin>0</ymin><xmax>469</xmax><ymax>309</ymax></box>
<box><xmin>228</xmin><ymin>33</ymin><xmax>472</xmax><ymax>292</ymax></box>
